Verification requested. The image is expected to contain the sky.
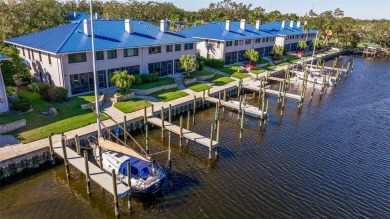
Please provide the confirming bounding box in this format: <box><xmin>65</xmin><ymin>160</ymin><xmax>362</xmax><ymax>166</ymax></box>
<box><xmin>91</xmin><ymin>0</ymin><xmax>389</xmax><ymax>20</ymax></box>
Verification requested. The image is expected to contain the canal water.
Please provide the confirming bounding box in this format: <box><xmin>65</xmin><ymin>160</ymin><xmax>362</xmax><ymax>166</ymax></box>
<box><xmin>1</xmin><ymin>56</ymin><xmax>389</xmax><ymax>218</ymax></box>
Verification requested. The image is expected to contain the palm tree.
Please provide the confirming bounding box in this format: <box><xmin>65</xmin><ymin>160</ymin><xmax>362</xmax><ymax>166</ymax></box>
<box><xmin>298</xmin><ymin>40</ymin><xmax>307</xmax><ymax>51</ymax></box>
<box><xmin>244</xmin><ymin>49</ymin><xmax>259</xmax><ymax>64</ymax></box>
<box><xmin>110</xmin><ymin>70</ymin><xmax>135</xmax><ymax>93</ymax></box>
<box><xmin>179</xmin><ymin>54</ymin><xmax>198</xmax><ymax>77</ymax></box>
<box><xmin>272</xmin><ymin>45</ymin><xmax>284</xmax><ymax>57</ymax></box>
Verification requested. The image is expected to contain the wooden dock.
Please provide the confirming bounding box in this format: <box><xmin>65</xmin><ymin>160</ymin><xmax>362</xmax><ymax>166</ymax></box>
<box><xmin>52</xmin><ymin>142</ymin><xmax>129</xmax><ymax>198</ymax></box>
<box><xmin>306</xmin><ymin>64</ymin><xmax>344</xmax><ymax>71</ymax></box>
<box><xmin>147</xmin><ymin>117</ymin><xmax>218</xmax><ymax>148</ymax></box>
<box><xmin>267</xmin><ymin>76</ymin><xmax>285</xmax><ymax>82</ymax></box>
<box><xmin>205</xmin><ymin>96</ymin><xmax>267</xmax><ymax>119</ymax></box>
<box><xmin>242</xmin><ymin>82</ymin><xmax>301</xmax><ymax>100</ymax></box>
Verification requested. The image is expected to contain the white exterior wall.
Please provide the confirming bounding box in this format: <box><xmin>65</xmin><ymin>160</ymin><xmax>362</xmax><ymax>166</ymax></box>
<box><xmin>196</xmin><ymin>40</ymin><xmax>224</xmax><ymax>59</ymax></box>
<box><xmin>275</xmin><ymin>36</ymin><xmax>285</xmax><ymax>47</ymax></box>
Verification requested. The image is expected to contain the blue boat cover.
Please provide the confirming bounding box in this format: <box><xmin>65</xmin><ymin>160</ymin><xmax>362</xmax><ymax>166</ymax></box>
<box><xmin>118</xmin><ymin>157</ymin><xmax>151</xmax><ymax>179</ymax></box>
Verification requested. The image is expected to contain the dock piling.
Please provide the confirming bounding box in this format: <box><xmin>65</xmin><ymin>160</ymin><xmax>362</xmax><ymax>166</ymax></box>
<box><xmin>179</xmin><ymin>116</ymin><xmax>183</xmax><ymax>147</ymax></box>
<box><xmin>84</xmin><ymin>150</ymin><xmax>91</xmax><ymax>195</ymax></box>
<box><xmin>48</xmin><ymin>135</ymin><xmax>55</xmax><ymax>164</ymax></box>
<box><xmin>239</xmin><ymin>109</ymin><xmax>245</xmax><ymax>140</ymax></box>
<box><xmin>61</xmin><ymin>138</ymin><xmax>70</xmax><ymax>179</ymax></box>
<box><xmin>145</xmin><ymin>124</ymin><xmax>149</xmax><ymax>155</ymax></box>
<box><xmin>168</xmin><ymin>104</ymin><xmax>172</xmax><ymax>123</ymax></box>
<box><xmin>186</xmin><ymin>111</ymin><xmax>190</xmax><ymax>147</ymax></box>
<box><xmin>127</xmin><ymin>162</ymin><xmax>132</xmax><ymax>210</ymax></box>
<box><xmin>193</xmin><ymin>96</ymin><xmax>196</xmax><ymax>124</ymax></box>
<box><xmin>111</xmin><ymin>169</ymin><xmax>120</xmax><ymax>217</ymax></box>
<box><xmin>215</xmin><ymin>121</ymin><xmax>220</xmax><ymax>159</ymax></box>
<box><xmin>75</xmin><ymin>134</ymin><xmax>81</xmax><ymax>155</ymax></box>
<box><xmin>209</xmin><ymin>124</ymin><xmax>214</xmax><ymax>160</ymax></box>
<box><xmin>123</xmin><ymin>116</ymin><xmax>127</xmax><ymax>143</ymax></box>
<box><xmin>161</xmin><ymin>107</ymin><xmax>165</xmax><ymax>140</ymax></box>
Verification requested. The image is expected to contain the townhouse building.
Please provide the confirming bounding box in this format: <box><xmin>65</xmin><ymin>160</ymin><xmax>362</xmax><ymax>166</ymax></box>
<box><xmin>181</xmin><ymin>19</ymin><xmax>317</xmax><ymax>65</ymax></box>
<box><xmin>5</xmin><ymin>19</ymin><xmax>197</xmax><ymax>96</ymax></box>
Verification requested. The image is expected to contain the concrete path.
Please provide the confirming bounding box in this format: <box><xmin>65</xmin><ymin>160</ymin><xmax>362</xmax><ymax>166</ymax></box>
<box><xmin>204</xmin><ymin>67</ymin><xmax>233</xmax><ymax>78</ymax></box>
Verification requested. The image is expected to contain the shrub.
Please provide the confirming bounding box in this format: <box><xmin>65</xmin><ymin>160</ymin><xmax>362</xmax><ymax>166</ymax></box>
<box><xmin>110</xmin><ymin>70</ymin><xmax>135</xmax><ymax>92</ymax></box>
<box><xmin>141</xmin><ymin>72</ymin><xmax>159</xmax><ymax>83</ymax></box>
<box><xmin>10</xmin><ymin>95</ymin><xmax>31</xmax><ymax>112</ymax></box>
<box><xmin>197</xmin><ymin>56</ymin><xmax>207</xmax><ymax>63</ymax></box>
<box><xmin>48</xmin><ymin>87</ymin><xmax>68</xmax><ymax>102</ymax></box>
<box><xmin>38</xmin><ymin>83</ymin><xmax>52</xmax><ymax>101</ymax></box>
<box><xmin>198</xmin><ymin>61</ymin><xmax>204</xmax><ymax>71</ymax></box>
<box><xmin>5</xmin><ymin>86</ymin><xmax>18</xmax><ymax>96</ymax></box>
<box><xmin>204</xmin><ymin>58</ymin><xmax>224</xmax><ymax>69</ymax></box>
<box><xmin>27</xmin><ymin>82</ymin><xmax>40</xmax><ymax>92</ymax></box>
<box><xmin>133</xmin><ymin>75</ymin><xmax>142</xmax><ymax>85</ymax></box>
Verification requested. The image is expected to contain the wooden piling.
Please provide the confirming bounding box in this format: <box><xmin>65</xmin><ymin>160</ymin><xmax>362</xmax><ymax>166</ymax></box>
<box><xmin>61</xmin><ymin>138</ymin><xmax>70</xmax><ymax>179</ymax></box>
<box><xmin>99</xmin><ymin>146</ymin><xmax>103</xmax><ymax>170</ymax></box>
<box><xmin>144</xmin><ymin>107</ymin><xmax>147</xmax><ymax>124</ymax></box>
<box><xmin>48</xmin><ymin>135</ymin><xmax>55</xmax><ymax>164</ymax></box>
<box><xmin>151</xmin><ymin>104</ymin><xmax>154</xmax><ymax>115</ymax></box>
<box><xmin>123</xmin><ymin>116</ymin><xmax>127</xmax><ymax>143</ymax></box>
<box><xmin>239</xmin><ymin>109</ymin><xmax>245</xmax><ymax>140</ymax></box>
<box><xmin>193</xmin><ymin>96</ymin><xmax>196</xmax><ymax>124</ymax></box>
<box><xmin>215</xmin><ymin>121</ymin><xmax>220</xmax><ymax>158</ymax></box>
<box><xmin>161</xmin><ymin>106</ymin><xmax>165</xmax><ymax>140</ymax></box>
<box><xmin>112</xmin><ymin>169</ymin><xmax>120</xmax><ymax>217</ymax></box>
<box><xmin>168</xmin><ymin>104</ymin><xmax>172</xmax><ymax>123</ymax></box>
<box><xmin>223</xmin><ymin>89</ymin><xmax>227</xmax><ymax>101</ymax></box>
<box><xmin>310</xmin><ymin>79</ymin><xmax>315</xmax><ymax>100</ymax></box>
<box><xmin>145</xmin><ymin>124</ymin><xmax>150</xmax><ymax>155</ymax></box>
<box><xmin>264</xmin><ymin>99</ymin><xmax>269</xmax><ymax>127</ymax></box>
<box><xmin>127</xmin><ymin>162</ymin><xmax>132</xmax><ymax>210</ymax></box>
<box><xmin>209</xmin><ymin>124</ymin><xmax>214</xmax><ymax>160</ymax></box>
<box><xmin>202</xmin><ymin>90</ymin><xmax>205</xmax><ymax>108</ymax></box>
<box><xmin>84</xmin><ymin>150</ymin><xmax>91</xmax><ymax>195</ymax></box>
<box><xmin>186</xmin><ymin>111</ymin><xmax>190</xmax><ymax>147</ymax></box>
<box><xmin>75</xmin><ymin>134</ymin><xmax>81</xmax><ymax>155</ymax></box>
<box><xmin>179</xmin><ymin>116</ymin><xmax>183</xmax><ymax>147</ymax></box>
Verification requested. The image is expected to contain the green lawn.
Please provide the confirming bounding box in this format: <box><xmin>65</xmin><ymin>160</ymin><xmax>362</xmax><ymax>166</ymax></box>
<box><xmin>263</xmin><ymin>65</ymin><xmax>277</xmax><ymax>70</ymax></box>
<box><xmin>114</xmin><ymin>98</ymin><xmax>152</xmax><ymax>114</ymax></box>
<box><xmin>206</xmin><ymin>74</ymin><xmax>235</xmax><ymax>85</ymax></box>
<box><xmin>218</xmin><ymin>65</ymin><xmax>241</xmax><ymax>75</ymax></box>
<box><xmin>0</xmin><ymin>91</ymin><xmax>107</xmax><ymax>143</ymax></box>
<box><xmin>189</xmin><ymin>70</ymin><xmax>214</xmax><ymax>77</ymax></box>
<box><xmin>255</xmin><ymin>60</ymin><xmax>269</xmax><ymax>65</ymax></box>
<box><xmin>131</xmin><ymin>77</ymin><xmax>175</xmax><ymax>89</ymax></box>
<box><xmin>151</xmin><ymin>88</ymin><xmax>189</xmax><ymax>102</ymax></box>
<box><xmin>276</xmin><ymin>61</ymin><xmax>290</xmax><ymax>67</ymax></box>
<box><xmin>251</xmin><ymin>69</ymin><xmax>266</xmax><ymax>74</ymax></box>
<box><xmin>232</xmin><ymin>72</ymin><xmax>250</xmax><ymax>79</ymax></box>
<box><xmin>186</xmin><ymin>82</ymin><xmax>212</xmax><ymax>92</ymax></box>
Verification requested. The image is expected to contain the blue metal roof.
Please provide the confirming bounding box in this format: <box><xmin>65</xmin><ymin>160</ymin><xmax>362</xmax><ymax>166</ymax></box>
<box><xmin>181</xmin><ymin>21</ymin><xmax>317</xmax><ymax>40</ymax></box>
<box><xmin>5</xmin><ymin>20</ymin><xmax>198</xmax><ymax>54</ymax></box>
<box><xmin>0</xmin><ymin>54</ymin><xmax>9</xmax><ymax>60</ymax></box>
<box><xmin>68</xmin><ymin>11</ymin><xmax>91</xmax><ymax>23</ymax></box>
<box><xmin>181</xmin><ymin>21</ymin><xmax>274</xmax><ymax>41</ymax></box>
<box><xmin>259</xmin><ymin>21</ymin><xmax>317</xmax><ymax>36</ymax></box>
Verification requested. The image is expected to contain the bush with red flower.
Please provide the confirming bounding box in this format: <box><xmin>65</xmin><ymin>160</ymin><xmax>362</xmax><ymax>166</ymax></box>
<box><xmin>296</xmin><ymin>51</ymin><xmax>305</xmax><ymax>57</ymax></box>
<box><xmin>244</xmin><ymin>63</ymin><xmax>256</xmax><ymax>69</ymax></box>
<box><xmin>272</xmin><ymin>57</ymin><xmax>281</xmax><ymax>61</ymax></box>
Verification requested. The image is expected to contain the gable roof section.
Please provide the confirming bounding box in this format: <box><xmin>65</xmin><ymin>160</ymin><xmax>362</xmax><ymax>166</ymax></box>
<box><xmin>181</xmin><ymin>21</ymin><xmax>317</xmax><ymax>40</ymax></box>
<box><xmin>260</xmin><ymin>21</ymin><xmax>317</xmax><ymax>36</ymax></box>
<box><xmin>181</xmin><ymin>21</ymin><xmax>274</xmax><ymax>41</ymax></box>
<box><xmin>5</xmin><ymin>20</ymin><xmax>198</xmax><ymax>54</ymax></box>
<box><xmin>68</xmin><ymin>11</ymin><xmax>91</xmax><ymax>23</ymax></box>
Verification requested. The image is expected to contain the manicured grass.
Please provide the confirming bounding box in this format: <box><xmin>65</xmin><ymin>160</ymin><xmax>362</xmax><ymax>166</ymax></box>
<box><xmin>251</xmin><ymin>69</ymin><xmax>266</xmax><ymax>74</ymax></box>
<box><xmin>186</xmin><ymin>82</ymin><xmax>212</xmax><ymax>92</ymax></box>
<box><xmin>232</xmin><ymin>72</ymin><xmax>250</xmax><ymax>79</ymax></box>
<box><xmin>206</xmin><ymin>74</ymin><xmax>235</xmax><ymax>86</ymax></box>
<box><xmin>218</xmin><ymin>65</ymin><xmax>241</xmax><ymax>75</ymax></box>
<box><xmin>114</xmin><ymin>98</ymin><xmax>152</xmax><ymax>114</ymax></box>
<box><xmin>189</xmin><ymin>70</ymin><xmax>214</xmax><ymax>77</ymax></box>
<box><xmin>276</xmin><ymin>61</ymin><xmax>290</xmax><ymax>67</ymax></box>
<box><xmin>0</xmin><ymin>91</ymin><xmax>107</xmax><ymax>143</ymax></box>
<box><xmin>151</xmin><ymin>88</ymin><xmax>188</xmax><ymax>102</ymax></box>
<box><xmin>255</xmin><ymin>60</ymin><xmax>270</xmax><ymax>65</ymax></box>
<box><xmin>131</xmin><ymin>77</ymin><xmax>175</xmax><ymax>89</ymax></box>
<box><xmin>263</xmin><ymin>65</ymin><xmax>277</xmax><ymax>70</ymax></box>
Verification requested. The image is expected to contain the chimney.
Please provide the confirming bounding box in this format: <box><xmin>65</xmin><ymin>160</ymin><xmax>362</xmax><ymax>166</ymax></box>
<box><xmin>95</xmin><ymin>13</ymin><xmax>99</xmax><ymax>20</ymax></box>
<box><xmin>83</xmin><ymin>19</ymin><xmax>91</xmax><ymax>35</ymax></box>
<box><xmin>225</xmin><ymin>20</ymin><xmax>231</xmax><ymax>31</ymax></box>
<box><xmin>281</xmin><ymin>21</ymin><xmax>285</xmax><ymax>29</ymax></box>
<box><xmin>240</xmin><ymin>19</ymin><xmax>246</xmax><ymax>30</ymax></box>
<box><xmin>125</xmin><ymin>19</ymin><xmax>133</xmax><ymax>33</ymax></box>
<box><xmin>290</xmin><ymin>21</ymin><xmax>293</xmax><ymax>28</ymax></box>
<box><xmin>297</xmin><ymin>21</ymin><xmax>301</xmax><ymax>28</ymax></box>
<box><xmin>160</xmin><ymin>19</ymin><xmax>167</xmax><ymax>32</ymax></box>
<box><xmin>256</xmin><ymin>20</ymin><xmax>261</xmax><ymax>30</ymax></box>
<box><xmin>304</xmin><ymin>21</ymin><xmax>308</xmax><ymax>26</ymax></box>
<box><xmin>73</xmin><ymin>11</ymin><xmax>77</xmax><ymax>18</ymax></box>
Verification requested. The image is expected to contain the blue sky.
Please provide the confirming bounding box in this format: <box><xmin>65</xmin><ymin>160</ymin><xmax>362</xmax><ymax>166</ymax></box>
<box><xmin>99</xmin><ymin>0</ymin><xmax>389</xmax><ymax>19</ymax></box>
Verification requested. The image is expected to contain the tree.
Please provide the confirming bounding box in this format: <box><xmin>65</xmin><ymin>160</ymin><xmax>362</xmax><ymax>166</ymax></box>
<box><xmin>110</xmin><ymin>70</ymin><xmax>135</xmax><ymax>92</ymax></box>
<box><xmin>0</xmin><ymin>43</ymin><xmax>29</xmax><ymax>85</ymax></box>
<box><xmin>272</xmin><ymin>45</ymin><xmax>284</xmax><ymax>57</ymax></box>
<box><xmin>298</xmin><ymin>41</ymin><xmax>307</xmax><ymax>51</ymax></box>
<box><xmin>179</xmin><ymin>54</ymin><xmax>197</xmax><ymax>76</ymax></box>
<box><xmin>244</xmin><ymin>49</ymin><xmax>259</xmax><ymax>64</ymax></box>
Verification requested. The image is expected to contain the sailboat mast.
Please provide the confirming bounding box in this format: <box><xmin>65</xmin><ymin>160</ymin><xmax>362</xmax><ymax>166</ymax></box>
<box><xmin>89</xmin><ymin>0</ymin><xmax>101</xmax><ymax>137</ymax></box>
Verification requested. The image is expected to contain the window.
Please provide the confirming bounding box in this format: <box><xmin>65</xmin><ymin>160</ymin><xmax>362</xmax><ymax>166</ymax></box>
<box><xmin>22</xmin><ymin>48</ymin><xmax>25</xmax><ymax>57</ymax></box>
<box><xmin>124</xmin><ymin>48</ymin><xmax>139</xmax><ymax>57</ymax></box>
<box><xmin>239</xmin><ymin>40</ymin><xmax>243</xmax><ymax>45</ymax></box>
<box><xmin>245</xmin><ymin>39</ymin><xmax>251</xmax><ymax>45</ymax></box>
<box><xmin>262</xmin><ymin>38</ymin><xmax>266</xmax><ymax>43</ymax></box>
<box><xmin>234</xmin><ymin>40</ymin><xmax>239</xmax><ymax>46</ymax></box>
<box><xmin>175</xmin><ymin>44</ymin><xmax>181</xmax><ymax>51</ymax></box>
<box><xmin>68</xmin><ymin>53</ymin><xmax>87</xmax><ymax>63</ymax></box>
<box><xmin>271</xmin><ymin>37</ymin><xmax>275</xmax><ymax>41</ymax></box>
<box><xmin>96</xmin><ymin>51</ymin><xmax>104</xmax><ymax>60</ymax></box>
<box><xmin>27</xmin><ymin>49</ymin><xmax>31</xmax><ymax>60</ymax></box>
<box><xmin>255</xmin><ymin>38</ymin><xmax>261</xmax><ymax>43</ymax></box>
<box><xmin>107</xmin><ymin>50</ymin><xmax>117</xmax><ymax>59</ymax></box>
<box><xmin>149</xmin><ymin>46</ymin><xmax>161</xmax><ymax>54</ymax></box>
<box><xmin>39</xmin><ymin>51</ymin><xmax>42</xmax><ymax>61</ymax></box>
<box><xmin>266</xmin><ymin>37</ymin><xmax>269</xmax><ymax>42</ymax></box>
<box><xmin>166</xmin><ymin>45</ymin><xmax>173</xmax><ymax>52</ymax></box>
<box><xmin>217</xmin><ymin>42</ymin><xmax>220</xmax><ymax>49</ymax></box>
<box><xmin>31</xmin><ymin>50</ymin><xmax>35</xmax><ymax>61</ymax></box>
<box><xmin>226</xmin><ymin>41</ymin><xmax>233</xmax><ymax>47</ymax></box>
<box><xmin>185</xmin><ymin>43</ymin><xmax>193</xmax><ymax>50</ymax></box>
<box><xmin>48</xmin><ymin>53</ymin><xmax>51</xmax><ymax>65</ymax></box>
<box><xmin>301</xmin><ymin>34</ymin><xmax>304</xmax><ymax>38</ymax></box>
<box><xmin>295</xmin><ymin>35</ymin><xmax>299</xmax><ymax>39</ymax></box>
